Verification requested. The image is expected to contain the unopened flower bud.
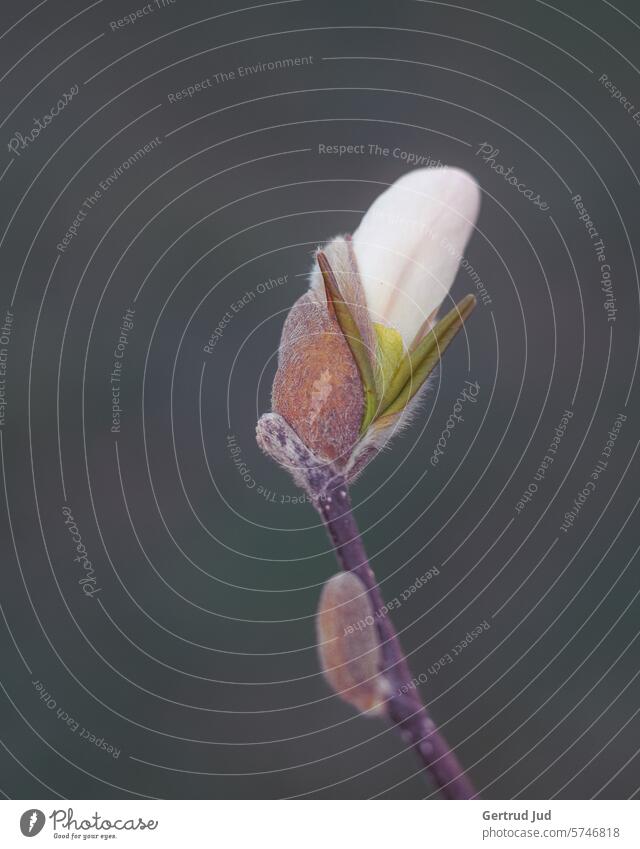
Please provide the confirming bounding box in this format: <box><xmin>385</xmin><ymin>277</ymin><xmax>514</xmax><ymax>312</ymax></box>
<box><xmin>258</xmin><ymin>166</ymin><xmax>481</xmax><ymax>492</ymax></box>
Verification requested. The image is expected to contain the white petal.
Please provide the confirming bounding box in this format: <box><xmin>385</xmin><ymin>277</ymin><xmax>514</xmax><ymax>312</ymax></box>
<box><xmin>352</xmin><ymin>167</ymin><xmax>481</xmax><ymax>347</ymax></box>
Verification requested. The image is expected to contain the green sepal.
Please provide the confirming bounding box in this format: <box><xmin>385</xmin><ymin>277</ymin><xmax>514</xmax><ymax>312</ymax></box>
<box><xmin>317</xmin><ymin>251</ymin><xmax>379</xmax><ymax>433</ymax></box>
<box><xmin>377</xmin><ymin>294</ymin><xmax>477</xmax><ymax>421</ymax></box>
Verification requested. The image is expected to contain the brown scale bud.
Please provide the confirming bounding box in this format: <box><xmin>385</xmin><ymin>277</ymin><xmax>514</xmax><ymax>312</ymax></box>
<box><xmin>272</xmin><ymin>287</ymin><xmax>364</xmax><ymax>466</ymax></box>
<box><xmin>316</xmin><ymin>572</ymin><xmax>390</xmax><ymax>716</ymax></box>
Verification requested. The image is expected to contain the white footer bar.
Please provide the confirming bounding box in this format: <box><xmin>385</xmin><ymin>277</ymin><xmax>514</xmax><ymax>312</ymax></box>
<box><xmin>0</xmin><ymin>799</ymin><xmax>638</xmax><ymax>848</ymax></box>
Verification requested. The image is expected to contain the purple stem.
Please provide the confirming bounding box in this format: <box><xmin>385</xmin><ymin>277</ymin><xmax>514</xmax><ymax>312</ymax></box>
<box><xmin>315</xmin><ymin>476</ymin><xmax>475</xmax><ymax>800</ymax></box>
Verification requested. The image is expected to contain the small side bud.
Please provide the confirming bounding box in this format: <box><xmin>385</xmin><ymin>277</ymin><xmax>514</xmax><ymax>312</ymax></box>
<box><xmin>316</xmin><ymin>572</ymin><xmax>390</xmax><ymax>716</ymax></box>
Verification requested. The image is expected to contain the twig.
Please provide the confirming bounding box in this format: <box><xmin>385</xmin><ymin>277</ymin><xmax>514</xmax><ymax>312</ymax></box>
<box><xmin>315</xmin><ymin>476</ymin><xmax>475</xmax><ymax>800</ymax></box>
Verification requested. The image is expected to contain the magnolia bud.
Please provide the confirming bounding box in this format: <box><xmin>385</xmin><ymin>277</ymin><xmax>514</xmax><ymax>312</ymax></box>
<box><xmin>259</xmin><ymin>167</ymin><xmax>480</xmax><ymax>491</ymax></box>
<box><xmin>316</xmin><ymin>572</ymin><xmax>390</xmax><ymax>716</ymax></box>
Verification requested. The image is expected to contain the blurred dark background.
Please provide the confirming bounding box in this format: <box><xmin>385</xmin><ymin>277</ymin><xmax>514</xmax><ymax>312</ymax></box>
<box><xmin>0</xmin><ymin>0</ymin><xmax>639</xmax><ymax>799</ymax></box>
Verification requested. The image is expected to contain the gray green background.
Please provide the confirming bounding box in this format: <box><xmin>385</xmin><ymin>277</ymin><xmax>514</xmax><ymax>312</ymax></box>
<box><xmin>0</xmin><ymin>0</ymin><xmax>639</xmax><ymax>799</ymax></box>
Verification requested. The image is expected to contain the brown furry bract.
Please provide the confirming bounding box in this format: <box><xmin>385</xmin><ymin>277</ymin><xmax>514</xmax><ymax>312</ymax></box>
<box><xmin>272</xmin><ymin>287</ymin><xmax>364</xmax><ymax>465</ymax></box>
